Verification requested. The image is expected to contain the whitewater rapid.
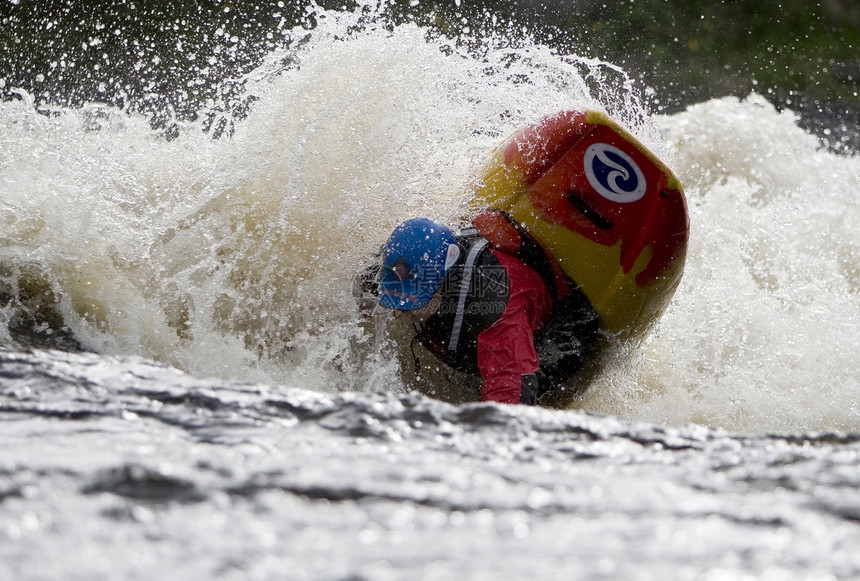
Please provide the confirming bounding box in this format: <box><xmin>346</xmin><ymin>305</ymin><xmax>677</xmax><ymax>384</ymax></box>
<box><xmin>1</xmin><ymin>12</ymin><xmax>858</xmax><ymax>436</ymax></box>
<box><xmin>2</xmin><ymin>7</ymin><xmax>860</xmax><ymax>581</ymax></box>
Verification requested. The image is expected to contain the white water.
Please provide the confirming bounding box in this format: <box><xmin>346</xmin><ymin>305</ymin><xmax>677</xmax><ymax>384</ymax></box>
<box><xmin>1</xmin><ymin>11</ymin><xmax>858</xmax><ymax>435</ymax></box>
<box><xmin>582</xmin><ymin>95</ymin><xmax>860</xmax><ymax>434</ymax></box>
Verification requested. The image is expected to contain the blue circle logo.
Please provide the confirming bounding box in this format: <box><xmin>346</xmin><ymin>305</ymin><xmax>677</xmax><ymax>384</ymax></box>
<box><xmin>583</xmin><ymin>143</ymin><xmax>647</xmax><ymax>203</ymax></box>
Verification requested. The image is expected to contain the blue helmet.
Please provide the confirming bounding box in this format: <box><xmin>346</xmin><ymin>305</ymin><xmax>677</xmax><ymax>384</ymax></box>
<box><xmin>378</xmin><ymin>218</ymin><xmax>459</xmax><ymax>311</ymax></box>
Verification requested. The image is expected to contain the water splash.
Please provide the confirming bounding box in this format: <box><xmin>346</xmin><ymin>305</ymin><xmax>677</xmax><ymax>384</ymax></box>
<box><xmin>2</xmin><ymin>8</ymin><xmax>857</xmax><ymax>433</ymax></box>
<box><xmin>0</xmin><ymin>7</ymin><xmax>642</xmax><ymax>384</ymax></box>
<box><xmin>578</xmin><ymin>95</ymin><xmax>860</xmax><ymax>433</ymax></box>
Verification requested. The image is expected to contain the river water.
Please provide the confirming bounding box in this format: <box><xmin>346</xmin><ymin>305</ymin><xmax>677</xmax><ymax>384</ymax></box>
<box><xmin>1</xmin><ymin>7</ymin><xmax>859</xmax><ymax>580</ymax></box>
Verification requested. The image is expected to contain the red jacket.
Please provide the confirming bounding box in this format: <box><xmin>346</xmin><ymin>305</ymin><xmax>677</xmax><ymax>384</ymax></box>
<box><xmin>477</xmin><ymin>250</ymin><xmax>553</xmax><ymax>403</ymax></box>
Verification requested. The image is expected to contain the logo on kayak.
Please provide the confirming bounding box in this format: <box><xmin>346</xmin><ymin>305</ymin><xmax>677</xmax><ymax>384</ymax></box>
<box><xmin>584</xmin><ymin>143</ymin><xmax>646</xmax><ymax>203</ymax></box>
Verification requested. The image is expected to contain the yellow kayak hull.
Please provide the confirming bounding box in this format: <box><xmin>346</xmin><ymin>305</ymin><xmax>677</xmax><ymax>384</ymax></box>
<box><xmin>469</xmin><ymin>110</ymin><xmax>689</xmax><ymax>339</ymax></box>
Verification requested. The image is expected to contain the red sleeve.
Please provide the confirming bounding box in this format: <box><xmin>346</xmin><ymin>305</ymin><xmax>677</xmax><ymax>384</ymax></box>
<box><xmin>476</xmin><ymin>251</ymin><xmax>553</xmax><ymax>404</ymax></box>
<box><xmin>477</xmin><ymin>301</ymin><xmax>540</xmax><ymax>403</ymax></box>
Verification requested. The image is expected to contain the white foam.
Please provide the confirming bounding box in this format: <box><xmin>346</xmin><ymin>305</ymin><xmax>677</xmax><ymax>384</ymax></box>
<box><xmin>578</xmin><ymin>96</ymin><xmax>860</xmax><ymax>433</ymax></box>
<box><xmin>1</xmin><ymin>12</ymin><xmax>857</xmax><ymax>433</ymax></box>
